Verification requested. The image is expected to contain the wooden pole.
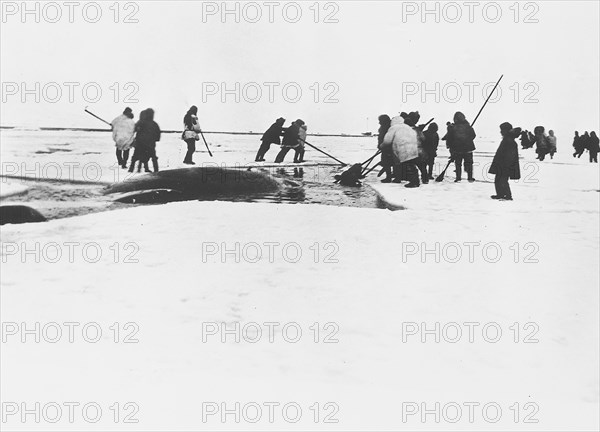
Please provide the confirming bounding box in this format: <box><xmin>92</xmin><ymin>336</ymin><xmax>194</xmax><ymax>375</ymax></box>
<box><xmin>84</xmin><ymin>107</ymin><xmax>111</xmax><ymax>126</ymax></box>
<box><xmin>299</xmin><ymin>139</ymin><xmax>346</xmax><ymax>165</ymax></box>
<box><xmin>435</xmin><ymin>75</ymin><xmax>503</xmax><ymax>182</ymax></box>
<box><xmin>198</xmin><ymin>129</ymin><xmax>213</xmax><ymax>157</ymax></box>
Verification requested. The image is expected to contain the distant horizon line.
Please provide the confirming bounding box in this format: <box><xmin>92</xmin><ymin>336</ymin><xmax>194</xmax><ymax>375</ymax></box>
<box><xmin>0</xmin><ymin>125</ymin><xmax>376</xmax><ymax>138</ymax></box>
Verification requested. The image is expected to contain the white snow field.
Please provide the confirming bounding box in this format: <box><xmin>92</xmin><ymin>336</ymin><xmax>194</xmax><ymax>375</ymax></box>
<box><xmin>0</xmin><ymin>129</ymin><xmax>599</xmax><ymax>431</ymax></box>
<box><xmin>0</xmin><ymin>182</ymin><xmax>28</xmax><ymax>199</ymax></box>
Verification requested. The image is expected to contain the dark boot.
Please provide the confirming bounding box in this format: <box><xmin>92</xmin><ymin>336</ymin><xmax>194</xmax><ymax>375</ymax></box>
<box><xmin>417</xmin><ymin>163</ymin><xmax>428</xmax><ymax>184</ymax></box>
<box><xmin>152</xmin><ymin>157</ymin><xmax>159</xmax><ymax>173</ymax></box>
<box><xmin>427</xmin><ymin>162</ymin><xmax>434</xmax><ymax>180</ymax></box>
<box><xmin>404</xmin><ymin>163</ymin><xmax>420</xmax><ymax>188</ymax></box>
<box><xmin>128</xmin><ymin>155</ymin><xmax>137</xmax><ymax>173</ymax></box>
<box><xmin>454</xmin><ymin>163</ymin><xmax>462</xmax><ymax>182</ymax></box>
<box><xmin>255</xmin><ymin>142</ymin><xmax>269</xmax><ymax>162</ymax></box>
<box><xmin>122</xmin><ymin>150</ymin><xmax>130</xmax><ymax>168</ymax></box>
<box><xmin>381</xmin><ymin>166</ymin><xmax>393</xmax><ymax>183</ymax></box>
<box><xmin>392</xmin><ymin>165</ymin><xmax>402</xmax><ymax>183</ymax></box>
<box><xmin>466</xmin><ymin>165</ymin><xmax>475</xmax><ymax>182</ymax></box>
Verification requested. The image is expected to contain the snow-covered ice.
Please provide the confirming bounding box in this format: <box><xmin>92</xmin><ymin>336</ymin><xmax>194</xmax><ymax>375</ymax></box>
<box><xmin>0</xmin><ymin>182</ymin><xmax>29</xmax><ymax>199</ymax></box>
<box><xmin>0</xmin><ymin>130</ymin><xmax>599</xmax><ymax>431</ymax></box>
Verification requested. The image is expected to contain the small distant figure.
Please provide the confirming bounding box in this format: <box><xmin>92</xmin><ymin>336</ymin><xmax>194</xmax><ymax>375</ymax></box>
<box><xmin>111</xmin><ymin>107</ymin><xmax>135</xmax><ymax>169</ymax></box>
<box><xmin>377</xmin><ymin>114</ymin><xmax>393</xmax><ymax>183</ymax></box>
<box><xmin>572</xmin><ymin>131</ymin><xmax>584</xmax><ymax>158</ymax></box>
<box><xmin>520</xmin><ymin>130</ymin><xmax>535</xmax><ymax>150</ymax></box>
<box><xmin>182</xmin><ymin>106</ymin><xmax>201</xmax><ymax>165</ymax></box>
<box><xmin>489</xmin><ymin>122</ymin><xmax>521</xmax><ymax>201</ymax></box>
<box><xmin>589</xmin><ymin>132</ymin><xmax>599</xmax><ymax>163</ymax></box>
<box><xmin>534</xmin><ymin>126</ymin><xmax>549</xmax><ymax>161</ymax></box>
<box><xmin>294</xmin><ymin>124</ymin><xmax>307</xmax><ymax>163</ymax></box>
<box><xmin>447</xmin><ymin>112</ymin><xmax>476</xmax><ymax>182</ymax></box>
<box><xmin>256</xmin><ymin>117</ymin><xmax>285</xmax><ymax>162</ymax></box>
<box><xmin>275</xmin><ymin>119</ymin><xmax>304</xmax><ymax>163</ymax></box>
<box><xmin>422</xmin><ymin>122</ymin><xmax>439</xmax><ymax>180</ymax></box>
<box><xmin>547</xmin><ymin>130</ymin><xmax>557</xmax><ymax>159</ymax></box>
<box><xmin>580</xmin><ymin>132</ymin><xmax>592</xmax><ymax>159</ymax></box>
<box><xmin>129</xmin><ymin>109</ymin><xmax>161</xmax><ymax>173</ymax></box>
<box><xmin>442</xmin><ymin>121</ymin><xmax>454</xmax><ymax>152</ymax></box>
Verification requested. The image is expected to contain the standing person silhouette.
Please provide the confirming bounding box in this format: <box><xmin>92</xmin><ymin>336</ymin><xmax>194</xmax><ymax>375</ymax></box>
<box><xmin>182</xmin><ymin>106</ymin><xmax>201</xmax><ymax>165</ymax></box>
<box><xmin>129</xmin><ymin>109</ymin><xmax>161</xmax><ymax>173</ymax></box>
<box><xmin>275</xmin><ymin>119</ymin><xmax>304</xmax><ymax>163</ymax></box>
<box><xmin>447</xmin><ymin>112</ymin><xmax>476</xmax><ymax>182</ymax></box>
<box><xmin>489</xmin><ymin>122</ymin><xmax>521</xmax><ymax>201</ymax></box>
<box><xmin>256</xmin><ymin>117</ymin><xmax>285</xmax><ymax>162</ymax></box>
<box><xmin>110</xmin><ymin>107</ymin><xmax>135</xmax><ymax>169</ymax></box>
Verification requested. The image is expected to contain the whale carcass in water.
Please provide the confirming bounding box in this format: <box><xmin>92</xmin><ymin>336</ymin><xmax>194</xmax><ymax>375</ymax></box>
<box><xmin>104</xmin><ymin>167</ymin><xmax>280</xmax><ymax>203</ymax></box>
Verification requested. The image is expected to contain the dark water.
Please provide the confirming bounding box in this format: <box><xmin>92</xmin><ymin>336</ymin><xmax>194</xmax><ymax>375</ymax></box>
<box><xmin>230</xmin><ymin>167</ymin><xmax>386</xmax><ymax>209</ymax></box>
<box><xmin>1</xmin><ymin>166</ymin><xmax>387</xmax><ymax>221</ymax></box>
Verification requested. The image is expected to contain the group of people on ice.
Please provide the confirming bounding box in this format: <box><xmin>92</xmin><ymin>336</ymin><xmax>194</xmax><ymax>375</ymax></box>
<box><xmin>376</xmin><ymin>110</ymin><xmax>521</xmax><ymax>200</ymax></box>
<box><xmin>111</xmin><ymin>107</ymin><xmax>312</xmax><ymax>171</ymax></box>
<box><xmin>572</xmin><ymin>131</ymin><xmax>600</xmax><ymax>162</ymax></box>
<box><xmin>377</xmin><ymin>111</ymin><xmax>437</xmax><ymax>187</ymax></box>
<box><xmin>256</xmin><ymin>118</ymin><xmax>308</xmax><ymax>163</ymax></box>
<box><xmin>519</xmin><ymin>128</ymin><xmax>600</xmax><ymax>163</ymax></box>
<box><xmin>109</xmin><ymin>105</ymin><xmax>594</xmax><ymax>202</ymax></box>
<box><xmin>518</xmin><ymin>127</ymin><xmax>557</xmax><ymax>161</ymax></box>
<box><xmin>377</xmin><ymin>111</ymin><xmax>479</xmax><ymax>187</ymax></box>
<box><xmin>111</xmin><ymin>105</ymin><xmax>206</xmax><ymax>172</ymax></box>
<box><xmin>111</xmin><ymin>107</ymin><xmax>161</xmax><ymax>173</ymax></box>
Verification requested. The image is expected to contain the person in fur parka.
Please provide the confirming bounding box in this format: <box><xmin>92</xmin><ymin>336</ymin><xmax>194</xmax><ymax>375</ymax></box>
<box><xmin>381</xmin><ymin>111</ymin><xmax>425</xmax><ymax>187</ymax></box>
<box><xmin>489</xmin><ymin>122</ymin><xmax>521</xmax><ymax>201</ymax></box>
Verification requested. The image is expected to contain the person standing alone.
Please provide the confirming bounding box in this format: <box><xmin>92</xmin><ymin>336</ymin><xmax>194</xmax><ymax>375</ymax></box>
<box><xmin>182</xmin><ymin>106</ymin><xmax>201</xmax><ymax>165</ymax></box>
<box><xmin>489</xmin><ymin>122</ymin><xmax>521</xmax><ymax>201</ymax></box>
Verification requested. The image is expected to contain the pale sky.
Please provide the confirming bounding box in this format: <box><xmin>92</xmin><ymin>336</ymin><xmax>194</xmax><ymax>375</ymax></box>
<box><xmin>1</xmin><ymin>0</ymin><xmax>599</xmax><ymax>139</ymax></box>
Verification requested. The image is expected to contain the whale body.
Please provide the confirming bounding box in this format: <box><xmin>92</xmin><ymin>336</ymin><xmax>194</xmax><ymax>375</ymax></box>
<box><xmin>0</xmin><ymin>205</ymin><xmax>47</xmax><ymax>225</ymax></box>
<box><xmin>104</xmin><ymin>167</ymin><xmax>280</xmax><ymax>201</ymax></box>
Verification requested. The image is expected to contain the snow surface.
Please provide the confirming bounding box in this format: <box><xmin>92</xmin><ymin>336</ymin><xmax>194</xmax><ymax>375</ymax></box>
<box><xmin>0</xmin><ymin>130</ymin><xmax>599</xmax><ymax>431</ymax></box>
<box><xmin>0</xmin><ymin>182</ymin><xmax>29</xmax><ymax>199</ymax></box>
<box><xmin>0</xmin><ymin>129</ymin><xmax>365</xmax><ymax>185</ymax></box>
